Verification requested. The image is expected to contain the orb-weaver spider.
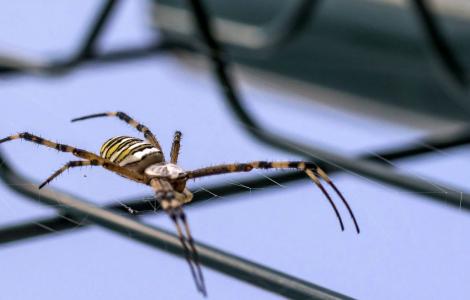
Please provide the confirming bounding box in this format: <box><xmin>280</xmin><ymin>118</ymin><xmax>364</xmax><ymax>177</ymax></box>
<box><xmin>0</xmin><ymin>111</ymin><xmax>359</xmax><ymax>296</ymax></box>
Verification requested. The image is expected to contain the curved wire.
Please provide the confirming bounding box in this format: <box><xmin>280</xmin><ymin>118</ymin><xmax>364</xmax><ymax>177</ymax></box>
<box><xmin>154</xmin><ymin>0</ymin><xmax>320</xmax><ymax>54</ymax></box>
<box><xmin>409</xmin><ymin>0</ymin><xmax>470</xmax><ymax>113</ymax></box>
<box><xmin>183</xmin><ymin>0</ymin><xmax>470</xmax><ymax>213</ymax></box>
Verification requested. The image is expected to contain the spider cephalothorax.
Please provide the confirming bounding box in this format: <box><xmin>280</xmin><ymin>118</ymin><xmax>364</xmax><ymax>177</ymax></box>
<box><xmin>0</xmin><ymin>111</ymin><xmax>360</xmax><ymax>297</ymax></box>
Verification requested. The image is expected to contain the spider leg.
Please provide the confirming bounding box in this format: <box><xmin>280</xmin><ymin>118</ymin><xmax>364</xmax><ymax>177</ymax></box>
<box><xmin>151</xmin><ymin>179</ymin><xmax>206</xmax><ymax>296</ymax></box>
<box><xmin>39</xmin><ymin>160</ymin><xmax>99</xmax><ymax>189</ymax></box>
<box><xmin>186</xmin><ymin>161</ymin><xmax>360</xmax><ymax>233</ymax></box>
<box><xmin>314</xmin><ymin>168</ymin><xmax>360</xmax><ymax>234</ymax></box>
<box><xmin>170</xmin><ymin>131</ymin><xmax>182</xmax><ymax>164</ymax></box>
<box><xmin>71</xmin><ymin>111</ymin><xmax>164</xmax><ymax>153</ymax></box>
<box><xmin>303</xmin><ymin>169</ymin><xmax>344</xmax><ymax>231</ymax></box>
<box><xmin>0</xmin><ymin>132</ymin><xmax>146</xmax><ymax>184</ymax></box>
<box><xmin>177</xmin><ymin>207</ymin><xmax>206</xmax><ymax>296</ymax></box>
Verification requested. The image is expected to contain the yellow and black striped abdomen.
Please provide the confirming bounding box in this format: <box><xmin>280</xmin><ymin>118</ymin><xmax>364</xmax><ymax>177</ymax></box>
<box><xmin>100</xmin><ymin>136</ymin><xmax>161</xmax><ymax>166</ymax></box>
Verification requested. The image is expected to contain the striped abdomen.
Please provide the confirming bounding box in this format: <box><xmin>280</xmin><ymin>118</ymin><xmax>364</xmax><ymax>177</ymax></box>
<box><xmin>100</xmin><ymin>136</ymin><xmax>162</xmax><ymax>167</ymax></box>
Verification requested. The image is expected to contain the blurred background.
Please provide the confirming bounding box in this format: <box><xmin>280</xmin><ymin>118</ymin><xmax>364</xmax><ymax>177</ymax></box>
<box><xmin>1</xmin><ymin>0</ymin><xmax>470</xmax><ymax>299</ymax></box>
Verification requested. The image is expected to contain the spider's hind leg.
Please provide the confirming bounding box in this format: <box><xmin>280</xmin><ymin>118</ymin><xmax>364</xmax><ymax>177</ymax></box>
<box><xmin>71</xmin><ymin>111</ymin><xmax>164</xmax><ymax>154</ymax></box>
<box><xmin>39</xmin><ymin>160</ymin><xmax>99</xmax><ymax>189</ymax></box>
<box><xmin>0</xmin><ymin>132</ymin><xmax>147</xmax><ymax>184</ymax></box>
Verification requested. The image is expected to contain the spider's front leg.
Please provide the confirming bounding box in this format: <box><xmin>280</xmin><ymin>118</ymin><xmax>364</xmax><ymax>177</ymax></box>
<box><xmin>150</xmin><ymin>178</ymin><xmax>206</xmax><ymax>296</ymax></box>
<box><xmin>186</xmin><ymin>161</ymin><xmax>360</xmax><ymax>233</ymax></box>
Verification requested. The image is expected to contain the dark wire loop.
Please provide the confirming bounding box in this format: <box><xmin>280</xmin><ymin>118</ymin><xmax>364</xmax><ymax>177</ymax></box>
<box><xmin>154</xmin><ymin>0</ymin><xmax>320</xmax><ymax>55</ymax></box>
<box><xmin>248</xmin><ymin>0</ymin><xmax>320</xmax><ymax>51</ymax></box>
<box><xmin>409</xmin><ymin>0</ymin><xmax>470</xmax><ymax>112</ymax></box>
<box><xmin>75</xmin><ymin>0</ymin><xmax>119</xmax><ymax>61</ymax></box>
<box><xmin>183</xmin><ymin>0</ymin><xmax>470</xmax><ymax>212</ymax></box>
<box><xmin>0</xmin><ymin>0</ymin><xmax>119</xmax><ymax>73</ymax></box>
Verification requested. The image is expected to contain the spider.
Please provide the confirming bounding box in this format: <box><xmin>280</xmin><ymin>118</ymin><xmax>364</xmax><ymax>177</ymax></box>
<box><xmin>0</xmin><ymin>111</ymin><xmax>359</xmax><ymax>297</ymax></box>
